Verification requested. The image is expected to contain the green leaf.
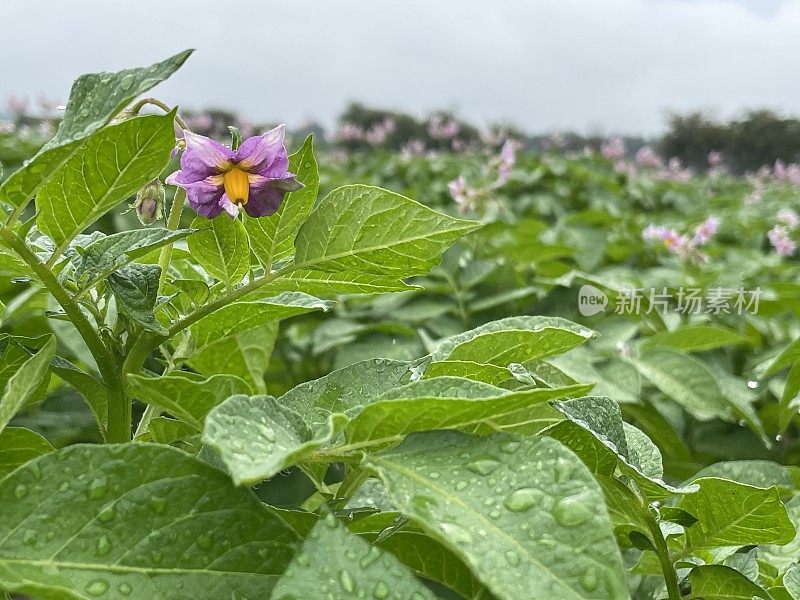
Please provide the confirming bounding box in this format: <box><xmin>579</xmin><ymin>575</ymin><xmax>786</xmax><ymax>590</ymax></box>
<box><xmin>784</xmin><ymin>563</ymin><xmax>800</xmax><ymax>599</ymax></box>
<box><xmin>188</xmin><ymin>323</ymin><xmax>277</xmax><ymax>393</ymax></box>
<box><xmin>271</xmin><ymin>513</ymin><xmax>435</xmax><ymax>600</ymax></box>
<box><xmin>204</xmin><ymin>395</ymin><xmax>331</xmax><ymax>486</ymax></box>
<box><xmin>244</xmin><ymin>134</ymin><xmax>319</xmax><ymax>271</ymax></box>
<box><xmin>641</xmin><ymin>324</ymin><xmax>753</xmax><ymax>352</ymax></box>
<box><xmin>278</xmin><ymin>358</ymin><xmax>413</xmax><ymax>433</ymax></box>
<box><xmin>203</xmin><ymin>360</ymin><xmax>414</xmax><ymax>485</ymax></box>
<box><xmin>37</xmin><ymin>113</ymin><xmax>177</xmax><ymax>256</ymax></box>
<box><xmin>127</xmin><ymin>372</ymin><xmax>251</xmax><ymax>430</ymax></box>
<box><xmin>422</xmin><ymin>360</ymin><xmax>513</xmax><ymax>385</ymax></box>
<box><xmin>348</xmin><ymin>511</ymin><xmax>493</xmax><ymax>600</ymax></box>
<box><xmin>259</xmin><ymin>270</ymin><xmax>415</xmax><ymax>297</ymax></box>
<box><xmin>292</xmin><ymin>184</ymin><xmax>480</xmax><ymax>275</ymax></box>
<box><xmin>679</xmin><ymin>477</ymin><xmax>795</xmax><ymax>550</ymax></box>
<box><xmin>546</xmin><ymin>396</ymin><xmax>693</xmax><ymax>499</ymax></box>
<box><xmin>780</xmin><ymin>362</ymin><xmax>800</xmax><ymax>431</ymax></box>
<box><xmin>134</xmin><ymin>416</ymin><xmax>196</xmax><ymax>446</ymax></box>
<box><xmin>342</xmin><ymin>377</ymin><xmax>591</xmax><ymax>450</ymax></box>
<box><xmin>72</xmin><ymin>227</ymin><xmax>194</xmax><ymax>289</ymax></box>
<box><xmin>628</xmin><ymin>347</ymin><xmax>731</xmax><ymax>421</ymax></box>
<box><xmin>49</xmin><ymin>355</ymin><xmax>108</xmax><ymax>438</ymax></box>
<box><xmin>0</xmin><ymin>336</ymin><xmax>55</xmax><ymax>434</ymax></box>
<box><xmin>761</xmin><ymin>497</ymin><xmax>800</xmax><ymax>573</ymax></box>
<box><xmin>187</xmin><ymin>215</ymin><xmax>250</xmax><ymax>289</ymax></box>
<box><xmin>188</xmin><ymin>292</ymin><xmax>332</xmax><ymax>359</ymax></box>
<box><xmin>687</xmin><ymin>460</ymin><xmax>793</xmax><ymax>491</ymax></box>
<box><xmin>364</xmin><ymin>431</ymin><xmax>628</xmax><ymax>599</ymax></box>
<box><xmin>685</xmin><ymin>565</ymin><xmax>773</xmax><ymax>599</ymax></box>
<box><xmin>0</xmin><ymin>427</ymin><xmax>54</xmax><ymax>477</ymax></box>
<box><xmin>429</xmin><ymin>316</ymin><xmax>596</xmax><ymax>365</ymax></box>
<box><xmin>765</xmin><ymin>337</ymin><xmax>800</xmax><ymax>377</ymax></box>
<box><xmin>108</xmin><ymin>263</ymin><xmax>164</xmax><ymax>334</ymax></box>
<box><xmin>0</xmin><ymin>443</ymin><xmax>299</xmax><ymax>599</ymax></box>
<box><xmin>0</xmin><ymin>50</ymin><xmax>191</xmax><ymax>209</ymax></box>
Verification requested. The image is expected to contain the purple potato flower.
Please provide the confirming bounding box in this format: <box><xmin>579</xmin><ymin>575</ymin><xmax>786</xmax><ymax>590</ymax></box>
<box><xmin>165</xmin><ymin>125</ymin><xmax>303</xmax><ymax>219</ymax></box>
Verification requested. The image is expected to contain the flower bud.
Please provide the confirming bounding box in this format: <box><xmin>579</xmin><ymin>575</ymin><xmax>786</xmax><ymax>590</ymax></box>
<box><xmin>135</xmin><ymin>179</ymin><xmax>165</xmax><ymax>225</ymax></box>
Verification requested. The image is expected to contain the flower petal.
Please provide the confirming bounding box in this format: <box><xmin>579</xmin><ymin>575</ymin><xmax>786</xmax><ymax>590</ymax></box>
<box><xmin>243</xmin><ymin>177</ymin><xmax>295</xmax><ymax>217</ymax></box>
<box><xmin>182</xmin><ymin>175</ymin><xmax>225</xmax><ymax>217</ymax></box>
<box><xmin>219</xmin><ymin>194</ymin><xmax>240</xmax><ymax>218</ymax></box>
<box><xmin>179</xmin><ymin>130</ymin><xmax>235</xmax><ymax>183</ymax></box>
<box><xmin>236</xmin><ymin>125</ymin><xmax>286</xmax><ymax>172</ymax></box>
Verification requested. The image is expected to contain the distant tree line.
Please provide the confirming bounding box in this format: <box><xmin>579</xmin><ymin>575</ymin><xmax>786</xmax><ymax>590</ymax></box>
<box><xmin>660</xmin><ymin>110</ymin><xmax>800</xmax><ymax>173</ymax></box>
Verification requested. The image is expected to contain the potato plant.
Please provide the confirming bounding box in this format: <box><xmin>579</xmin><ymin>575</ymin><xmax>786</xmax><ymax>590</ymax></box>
<box><xmin>0</xmin><ymin>51</ymin><xmax>799</xmax><ymax>600</ymax></box>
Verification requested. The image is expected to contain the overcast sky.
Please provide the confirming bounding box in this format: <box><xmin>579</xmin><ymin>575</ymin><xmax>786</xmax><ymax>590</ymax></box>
<box><xmin>1</xmin><ymin>0</ymin><xmax>798</xmax><ymax>135</ymax></box>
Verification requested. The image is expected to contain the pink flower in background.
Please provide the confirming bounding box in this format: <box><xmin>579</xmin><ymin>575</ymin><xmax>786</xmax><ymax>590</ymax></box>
<box><xmin>448</xmin><ymin>175</ymin><xmax>475</xmax><ymax>212</ymax></box>
<box><xmin>659</xmin><ymin>157</ymin><xmax>691</xmax><ymax>182</ymax></box>
<box><xmin>336</xmin><ymin>122</ymin><xmax>365</xmax><ymax>142</ymax></box>
<box><xmin>601</xmin><ymin>137</ymin><xmax>626</xmax><ymax>160</ymax></box>
<box><xmin>642</xmin><ymin>224</ymin><xmax>668</xmax><ymax>242</ymax></box>
<box><xmin>768</xmin><ymin>225</ymin><xmax>796</xmax><ymax>257</ymax></box>
<box><xmin>493</xmin><ymin>139</ymin><xmax>519</xmax><ymax>187</ymax></box>
<box><xmin>707</xmin><ymin>150</ymin><xmax>724</xmax><ymax>167</ymax></box>
<box><xmin>5</xmin><ymin>94</ymin><xmax>29</xmax><ymax>116</ymax></box>
<box><xmin>428</xmin><ymin>115</ymin><xmax>460</xmax><ymax>140</ymax></box>
<box><xmin>692</xmin><ymin>216</ymin><xmax>720</xmax><ymax>245</ymax></box>
<box><xmin>635</xmin><ymin>146</ymin><xmax>663</xmax><ymax>168</ymax></box>
<box><xmin>365</xmin><ymin>117</ymin><xmax>396</xmax><ymax>146</ymax></box>
<box><xmin>777</xmin><ymin>208</ymin><xmax>800</xmax><ymax>230</ymax></box>
<box><xmin>642</xmin><ymin>224</ymin><xmax>693</xmax><ymax>256</ymax></box>
<box><xmin>401</xmin><ymin>139</ymin><xmax>425</xmax><ymax>158</ymax></box>
<box><xmin>365</xmin><ymin>126</ymin><xmax>388</xmax><ymax>145</ymax></box>
<box><xmin>773</xmin><ymin>160</ymin><xmax>800</xmax><ymax>185</ymax></box>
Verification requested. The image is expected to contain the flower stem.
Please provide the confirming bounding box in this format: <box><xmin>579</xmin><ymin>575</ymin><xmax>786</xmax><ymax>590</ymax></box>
<box><xmin>157</xmin><ymin>187</ymin><xmax>187</xmax><ymax>292</ymax></box>
<box><xmin>129</xmin><ymin>97</ymin><xmax>189</xmax><ymax>131</ymax></box>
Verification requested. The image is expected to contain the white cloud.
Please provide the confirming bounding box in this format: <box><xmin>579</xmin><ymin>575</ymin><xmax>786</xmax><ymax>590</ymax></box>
<box><xmin>1</xmin><ymin>0</ymin><xmax>799</xmax><ymax>134</ymax></box>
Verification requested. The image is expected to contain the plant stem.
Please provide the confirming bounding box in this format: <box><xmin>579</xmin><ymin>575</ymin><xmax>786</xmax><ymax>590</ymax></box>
<box><xmin>167</xmin><ymin>265</ymin><xmax>295</xmax><ymax>337</ymax></box>
<box><xmin>644</xmin><ymin>505</ymin><xmax>682</xmax><ymax>600</ymax></box>
<box><xmin>128</xmin><ymin>97</ymin><xmax>190</xmax><ymax>131</ymax></box>
<box><xmin>0</xmin><ymin>227</ymin><xmax>132</xmax><ymax>442</ymax></box>
<box><xmin>157</xmin><ymin>187</ymin><xmax>187</xmax><ymax>292</ymax></box>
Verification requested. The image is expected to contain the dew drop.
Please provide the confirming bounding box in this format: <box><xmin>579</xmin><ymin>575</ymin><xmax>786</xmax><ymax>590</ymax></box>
<box><xmin>197</xmin><ymin>534</ymin><xmax>212</xmax><ymax>550</ymax></box>
<box><xmin>372</xmin><ymin>581</ymin><xmax>389</xmax><ymax>599</ymax></box>
<box><xmin>296</xmin><ymin>552</ymin><xmax>311</xmax><ymax>567</ymax></box>
<box><xmin>338</xmin><ymin>569</ymin><xmax>355</xmax><ymax>593</ymax></box>
<box><xmin>97</xmin><ymin>504</ymin><xmax>116</xmax><ymax>523</ymax></box>
<box><xmin>467</xmin><ymin>459</ymin><xmax>500</xmax><ymax>476</ymax></box>
<box><xmin>553</xmin><ymin>494</ymin><xmax>593</xmax><ymax>527</ymax></box>
<box><xmin>14</xmin><ymin>484</ymin><xmax>28</xmax><ymax>498</ymax></box>
<box><xmin>454</xmin><ymin>480</ymin><xmax>468</xmax><ymax>491</ymax></box>
<box><xmin>258</xmin><ymin>424</ymin><xmax>277</xmax><ymax>443</ymax></box>
<box><xmin>86</xmin><ymin>579</ymin><xmax>109</xmax><ymax>596</ymax></box>
<box><xmin>359</xmin><ymin>546</ymin><xmax>381</xmax><ymax>569</ymax></box>
<box><xmin>149</xmin><ymin>496</ymin><xmax>167</xmax><ymax>514</ymax></box>
<box><xmin>505</xmin><ymin>550</ymin><xmax>521</xmax><ymax>567</ymax></box>
<box><xmin>118</xmin><ymin>583</ymin><xmax>132</xmax><ymax>596</ymax></box>
<box><xmin>581</xmin><ymin>568</ymin><xmax>599</xmax><ymax>592</ymax></box>
<box><xmin>504</xmin><ymin>488</ymin><xmax>542</xmax><ymax>512</ymax></box>
<box><xmin>96</xmin><ymin>535</ymin><xmax>111</xmax><ymax>557</ymax></box>
<box><xmin>86</xmin><ymin>477</ymin><xmax>109</xmax><ymax>500</ymax></box>
<box><xmin>22</xmin><ymin>529</ymin><xmax>37</xmax><ymax>546</ymax></box>
<box><xmin>438</xmin><ymin>523</ymin><xmax>473</xmax><ymax>545</ymax></box>
<box><xmin>501</xmin><ymin>440</ymin><xmax>521</xmax><ymax>454</ymax></box>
